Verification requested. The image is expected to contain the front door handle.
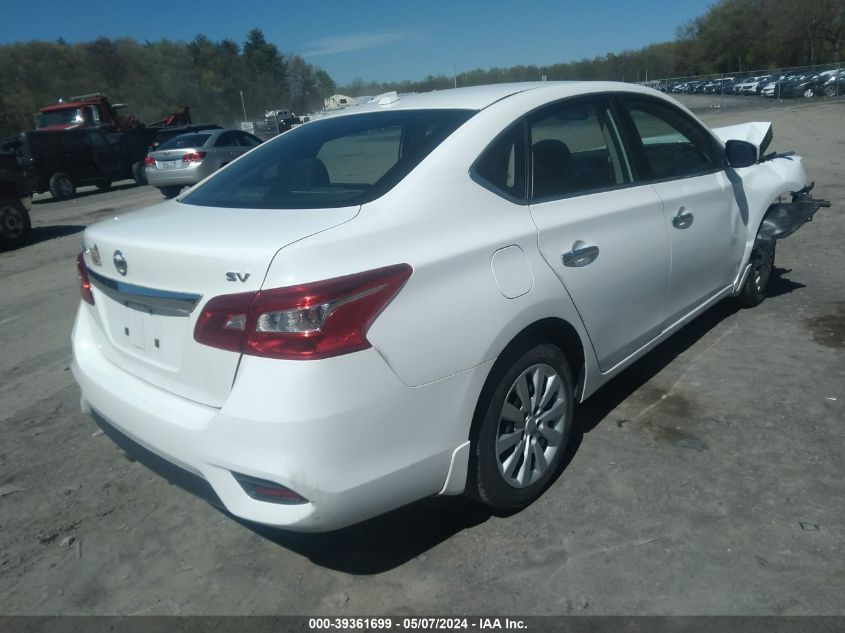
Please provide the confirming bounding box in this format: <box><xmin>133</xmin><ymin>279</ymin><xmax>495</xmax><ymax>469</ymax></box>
<box><xmin>672</xmin><ymin>207</ymin><xmax>694</xmax><ymax>229</ymax></box>
<box><xmin>562</xmin><ymin>241</ymin><xmax>600</xmax><ymax>267</ymax></box>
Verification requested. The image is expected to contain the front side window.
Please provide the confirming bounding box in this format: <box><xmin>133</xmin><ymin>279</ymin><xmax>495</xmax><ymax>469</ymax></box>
<box><xmin>529</xmin><ymin>100</ymin><xmax>630</xmax><ymax>200</ymax></box>
<box><xmin>215</xmin><ymin>131</ymin><xmax>239</xmax><ymax>147</ymax></box>
<box><xmin>182</xmin><ymin>109</ymin><xmax>475</xmax><ymax>210</ymax></box>
<box><xmin>624</xmin><ymin>98</ymin><xmax>723</xmax><ymax>180</ymax></box>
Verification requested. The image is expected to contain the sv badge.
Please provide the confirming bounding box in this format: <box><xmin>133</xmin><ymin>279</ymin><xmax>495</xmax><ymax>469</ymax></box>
<box><xmin>225</xmin><ymin>272</ymin><xmax>251</xmax><ymax>282</ymax></box>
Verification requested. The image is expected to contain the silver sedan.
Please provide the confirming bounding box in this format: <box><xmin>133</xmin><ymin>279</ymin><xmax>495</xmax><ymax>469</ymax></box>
<box><xmin>144</xmin><ymin>129</ymin><xmax>262</xmax><ymax>198</ymax></box>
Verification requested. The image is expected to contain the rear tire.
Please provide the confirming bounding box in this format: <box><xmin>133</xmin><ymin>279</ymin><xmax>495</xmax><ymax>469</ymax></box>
<box><xmin>159</xmin><ymin>186</ymin><xmax>181</xmax><ymax>199</ymax></box>
<box><xmin>0</xmin><ymin>196</ymin><xmax>32</xmax><ymax>249</ymax></box>
<box><xmin>824</xmin><ymin>85</ymin><xmax>837</xmax><ymax>97</ymax></box>
<box><xmin>737</xmin><ymin>242</ymin><xmax>776</xmax><ymax>307</ymax></box>
<box><xmin>467</xmin><ymin>343</ymin><xmax>574</xmax><ymax>511</ymax></box>
<box><xmin>48</xmin><ymin>172</ymin><xmax>75</xmax><ymax>200</ymax></box>
<box><xmin>131</xmin><ymin>161</ymin><xmax>147</xmax><ymax>185</ymax></box>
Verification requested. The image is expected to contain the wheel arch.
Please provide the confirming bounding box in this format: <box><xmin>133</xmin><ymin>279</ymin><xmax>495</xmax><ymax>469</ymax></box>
<box><xmin>469</xmin><ymin>316</ymin><xmax>587</xmax><ymax>443</ymax></box>
<box><xmin>730</xmin><ymin>156</ymin><xmax>810</xmax><ymax>289</ymax></box>
<box><xmin>464</xmin><ymin>316</ymin><xmax>585</xmax><ymax>504</ymax></box>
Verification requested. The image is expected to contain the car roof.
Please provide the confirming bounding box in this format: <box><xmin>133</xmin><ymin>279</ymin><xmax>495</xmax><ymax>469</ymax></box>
<box><xmin>323</xmin><ymin>81</ymin><xmax>683</xmax><ymax>117</ymax></box>
<box><xmin>163</xmin><ymin>128</ymin><xmax>247</xmax><ymax>144</ymax></box>
<box><xmin>155</xmin><ymin>123</ymin><xmax>222</xmax><ymax>136</ymax></box>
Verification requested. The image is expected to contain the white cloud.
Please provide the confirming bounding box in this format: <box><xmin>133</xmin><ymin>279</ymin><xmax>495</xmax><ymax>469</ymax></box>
<box><xmin>304</xmin><ymin>30</ymin><xmax>418</xmax><ymax>57</ymax></box>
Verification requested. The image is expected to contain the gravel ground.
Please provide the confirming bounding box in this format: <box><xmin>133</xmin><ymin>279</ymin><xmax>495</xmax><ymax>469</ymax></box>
<box><xmin>0</xmin><ymin>95</ymin><xmax>843</xmax><ymax>615</ymax></box>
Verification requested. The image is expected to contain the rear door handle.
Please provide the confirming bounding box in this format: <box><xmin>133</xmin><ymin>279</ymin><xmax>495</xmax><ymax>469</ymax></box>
<box><xmin>672</xmin><ymin>207</ymin><xmax>694</xmax><ymax>229</ymax></box>
<box><xmin>562</xmin><ymin>241</ymin><xmax>600</xmax><ymax>267</ymax></box>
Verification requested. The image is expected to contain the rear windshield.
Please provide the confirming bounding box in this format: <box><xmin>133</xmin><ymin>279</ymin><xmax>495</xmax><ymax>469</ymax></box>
<box><xmin>158</xmin><ymin>133</ymin><xmax>211</xmax><ymax>150</ymax></box>
<box><xmin>181</xmin><ymin>109</ymin><xmax>475</xmax><ymax>209</ymax></box>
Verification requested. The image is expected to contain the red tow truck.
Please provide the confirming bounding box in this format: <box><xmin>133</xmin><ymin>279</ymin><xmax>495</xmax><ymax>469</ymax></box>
<box><xmin>36</xmin><ymin>93</ymin><xmax>190</xmax><ymax>133</ymax></box>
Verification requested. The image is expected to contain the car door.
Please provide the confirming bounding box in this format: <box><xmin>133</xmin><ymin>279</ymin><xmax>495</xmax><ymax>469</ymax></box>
<box><xmin>619</xmin><ymin>97</ymin><xmax>744</xmax><ymax>322</ymax></box>
<box><xmin>83</xmin><ymin>131</ymin><xmax>122</xmax><ymax>180</ymax></box>
<box><xmin>528</xmin><ymin>97</ymin><xmax>671</xmax><ymax>371</ymax></box>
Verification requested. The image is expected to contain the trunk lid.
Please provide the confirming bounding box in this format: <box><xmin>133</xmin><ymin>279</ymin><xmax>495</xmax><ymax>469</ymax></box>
<box><xmin>81</xmin><ymin>200</ymin><xmax>358</xmax><ymax>407</ymax></box>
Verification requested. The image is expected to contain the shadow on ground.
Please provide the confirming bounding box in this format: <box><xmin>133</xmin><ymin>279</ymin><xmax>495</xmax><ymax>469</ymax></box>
<box><xmin>241</xmin><ymin>496</ymin><xmax>496</xmax><ymax>574</ymax></box>
<box><xmin>0</xmin><ymin>225</ymin><xmax>85</xmax><ymax>252</ymax></box>
<box><xmin>767</xmin><ymin>267</ymin><xmax>805</xmax><ymax>299</ymax></box>
<box><xmin>28</xmin><ymin>224</ymin><xmax>86</xmax><ymax>244</ymax></box>
<box><xmin>33</xmin><ymin>181</ymin><xmax>139</xmax><ymax>205</ymax></box>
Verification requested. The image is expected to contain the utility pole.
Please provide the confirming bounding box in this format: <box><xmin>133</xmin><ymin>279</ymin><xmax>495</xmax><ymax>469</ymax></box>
<box><xmin>452</xmin><ymin>64</ymin><xmax>457</xmax><ymax>89</ymax></box>
<box><xmin>239</xmin><ymin>90</ymin><xmax>247</xmax><ymax>121</ymax></box>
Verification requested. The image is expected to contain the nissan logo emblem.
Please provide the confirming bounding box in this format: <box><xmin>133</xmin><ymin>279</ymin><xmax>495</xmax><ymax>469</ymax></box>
<box><xmin>113</xmin><ymin>250</ymin><xmax>127</xmax><ymax>276</ymax></box>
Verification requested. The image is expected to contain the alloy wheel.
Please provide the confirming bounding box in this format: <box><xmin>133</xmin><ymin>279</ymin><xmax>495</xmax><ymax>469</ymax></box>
<box><xmin>496</xmin><ymin>363</ymin><xmax>568</xmax><ymax>488</ymax></box>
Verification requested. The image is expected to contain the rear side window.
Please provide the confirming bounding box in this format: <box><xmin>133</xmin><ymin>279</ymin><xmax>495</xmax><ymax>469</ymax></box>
<box><xmin>529</xmin><ymin>100</ymin><xmax>630</xmax><ymax>200</ymax></box>
<box><xmin>237</xmin><ymin>132</ymin><xmax>262</xmax><ymax>147</ymax></box>
<box><xmin>624</xmin><ymin>99</ymin><xmax>723</xmax><ymax>180</ymax></box>
<box><xmin>472</xmin><ymin>121</ymin><xmax>526</xmax><ymax>201</ymax></box>
<box><xmin>182</xmin><ymin>109</ymin><xmax>475</xmax><ymax>209</ymax></box>
<box><xmin>215</xmin><ymin>132</ymin><xmax>239</xmax><ymax>147</ymax></box>
<box><xmin>158</xmin><ymin>134</ymin><xmax>211</xmax><ymax>150</ymax></box>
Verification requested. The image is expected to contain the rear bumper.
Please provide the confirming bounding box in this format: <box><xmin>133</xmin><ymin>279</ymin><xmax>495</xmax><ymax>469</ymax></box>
<box><xmin>71</xmin><ymin>303</ymin><xmax>487</xmax><ymax>531</ymax></box>
<box><xmin>145</xmin><ymin>163</ymin><xmax>206</xmax><ymax>188</ymax></box>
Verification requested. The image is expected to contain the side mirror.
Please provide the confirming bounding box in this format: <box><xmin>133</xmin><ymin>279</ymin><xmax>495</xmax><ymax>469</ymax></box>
<box><xmin>725</xmin><ymin>140</ymin><xmax>758</xmax><ymax>168</ymax></box>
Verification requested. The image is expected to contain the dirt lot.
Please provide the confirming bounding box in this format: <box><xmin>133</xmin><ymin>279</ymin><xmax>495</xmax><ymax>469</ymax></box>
<box><xmin>0</xmin><ymin>96</ymin><xmax>843</xmax><ymax>615</ymax></box>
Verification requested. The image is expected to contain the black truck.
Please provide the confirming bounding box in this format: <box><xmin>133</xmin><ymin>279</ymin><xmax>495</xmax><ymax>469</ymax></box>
<box><xmin>6</xmin><ymin>127</ymin><xmax>155</xmax><ymax>200</ymax></box>
<box><xmin>4</xmin><ymin>123</ymin><xmax>226</xmax><ymax>200</ymax></box>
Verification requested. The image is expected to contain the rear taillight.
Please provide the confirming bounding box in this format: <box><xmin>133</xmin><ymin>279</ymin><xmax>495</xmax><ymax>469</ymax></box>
<box><xmin>76</xmin><ymin>253</ymin><xmax>94</xmax><ymax>305</ymax></box>
<box><xmin>194</xmin><ymin>264</ymin><xmax>412</xmax><ymax>360</ymax></box>
<box><xmin>182</xmin><ymin>151</ymin><xmax>207</xmax><ymax>162</ymax></box>
<box><xmin>143</xmin><ymin>156</ymin><xmax>155</xmax><ymax>167</ymax></box>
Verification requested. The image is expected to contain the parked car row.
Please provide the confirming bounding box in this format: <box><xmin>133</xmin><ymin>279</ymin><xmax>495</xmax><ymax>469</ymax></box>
<box><xmin>664</xmin><ymin>68</ymin><xmax>845</xmax><ymax>98</ymax></box>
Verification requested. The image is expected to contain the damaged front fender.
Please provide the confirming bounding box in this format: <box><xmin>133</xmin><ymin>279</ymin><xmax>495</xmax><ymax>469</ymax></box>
<box><xmin>756</xmin><ymin>184</ymin><xmax>831</xmax><ymax>244</ymax></box>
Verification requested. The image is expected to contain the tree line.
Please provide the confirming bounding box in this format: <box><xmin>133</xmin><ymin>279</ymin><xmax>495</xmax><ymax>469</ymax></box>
<box><xmin>0</xmin><ymin>29</ymin><xmax>336</xmax><ymax>138</ymax></box>
<box><xmin>340</xmin><ymin>0</ymin><xmax>844</xmax><ymax>96</ymax></box>
<box><xmin>1</xmin><ymin>0</ymin><xmax>842</xmax><ymax>138</ymax></box>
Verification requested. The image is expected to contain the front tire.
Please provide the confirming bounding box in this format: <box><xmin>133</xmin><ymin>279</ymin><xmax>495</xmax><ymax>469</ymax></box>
<box><xmin>0</xmin><ymin>196</ymin><xmax>31</xmax><ymax>249</ymax></box>
<box><xmin>737</xmin><ymin>241</ymin><xmax>776</xmax><ymax>307</ymax></box>
<box><xmin>468</xmin><ymin>343</ymin><xmax>574</xmax><ymax>510</ymax></box>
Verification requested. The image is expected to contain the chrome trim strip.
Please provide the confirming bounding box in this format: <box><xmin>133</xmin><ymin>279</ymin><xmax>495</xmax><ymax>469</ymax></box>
<box><xmin>87</xmin><ymin>269</ymin><xmax>202</xmax><ymax>316</ymax></box>
<box><xmin>733</xmin><ymin>263</ymin><xmax>753</xmax><ymax>295</ymax></box>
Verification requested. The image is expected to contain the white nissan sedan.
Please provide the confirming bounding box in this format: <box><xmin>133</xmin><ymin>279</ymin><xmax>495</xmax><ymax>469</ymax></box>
<box><xmin>72</xmin><ymin>82</ymin><xmax>827</xmax><ymax>531</ymax></box>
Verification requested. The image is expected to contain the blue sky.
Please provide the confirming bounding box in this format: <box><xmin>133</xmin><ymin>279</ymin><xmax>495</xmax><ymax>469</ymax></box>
<box><xmin>0</xmin><ymin>0</ymin><xmax>713</xmax><ymax>85</ymax></box>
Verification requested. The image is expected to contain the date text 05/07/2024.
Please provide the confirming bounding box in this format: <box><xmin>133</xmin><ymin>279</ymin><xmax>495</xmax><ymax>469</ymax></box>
<box><xmin>307</xmin><ymin>617</ymin><xmax>528</xmax><ymax>630</ymax></box>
